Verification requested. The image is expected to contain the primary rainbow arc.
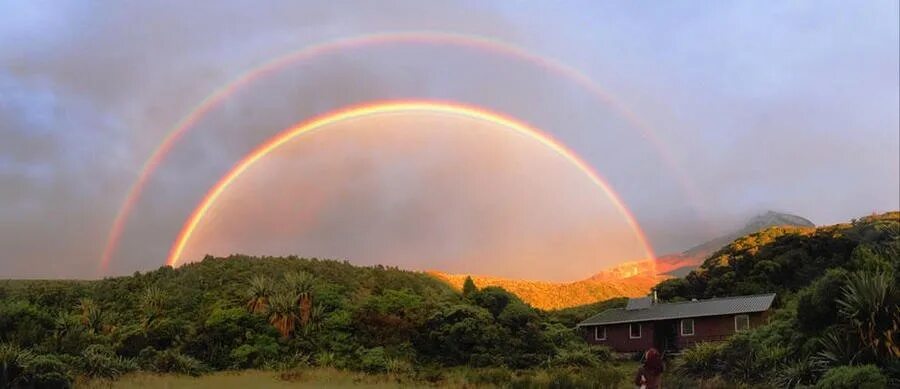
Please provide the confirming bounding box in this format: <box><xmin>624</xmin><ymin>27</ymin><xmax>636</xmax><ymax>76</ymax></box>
<box><xmin>100</xmin><ymin>31</ymin><xmax>694</xmax><ymax>274</ymax></box>
<box><xmin>166</xmin><ymin>101</ymin><xmax>657</xmax><ymax>268</ymax></box>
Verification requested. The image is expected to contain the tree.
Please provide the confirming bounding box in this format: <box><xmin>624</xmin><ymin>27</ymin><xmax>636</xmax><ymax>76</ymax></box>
<box><xmin>462</xmin><ymin>276</ymin><xmax>477</xmax><ymax>297</ymax></box>
<box><xmin>245</xmin><ymin>275</ymin><xmax>274</xmax><ymax>314</ymax></box>
<box><xmin>284</xmin><ymin>271</ymin><xmax>315</xmax><ymax>325</ymax></box>
<box><xmin>0</xmin><ymin>343</ymin><xmax>34</xmax><ymax>387</ymax></box>
<box><xmin>470</xmin><ymin>287</ymin><xmax>516</xmax><ymax>317</ymax></box>
<box><xmin>76</xmin><ymin>298</ymin><xmax>103</xmax><ymax>334</ymax></box>
<box><xmin>140</xmin><ymin>286</ymin><xmax>165</xmax><ymax>330</ymax></box>
<box><xmin>836</xmin><ymin>271</ymin><xmax>900</xmax><ymax>360</ymax></box>
<box><xmin>796</xmin><ymin>269</ymin><xmax>848</xmax><ymax>332</ymax></box>
<box><xmin>267</xmin><ymin>291</ymin><xmax>299</xmax><ymax>338</ymax></box>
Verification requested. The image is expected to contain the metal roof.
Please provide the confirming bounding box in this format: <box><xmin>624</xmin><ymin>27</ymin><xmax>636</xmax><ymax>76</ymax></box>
<box><xmin>577</xmin><ymin>293</ymin><xmax>776</xmax><ymax>327</ymax></box>
<box><xmin>625</xmin><ymin>297</ymin><xmax>652</xmax><ymax>310</ymax></box>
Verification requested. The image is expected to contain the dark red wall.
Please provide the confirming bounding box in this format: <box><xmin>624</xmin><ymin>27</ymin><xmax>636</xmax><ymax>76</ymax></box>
<box><xmin>675</xmin><ymin>312</ymin><xmax>765</xmax><ymax>347</ymax></box>
<box><xmin>582</xmin><ymin>321</ymin><xmax>654</xmax><ymax>353</ymax></box>
<box><xmin>582</xmin><ymin>312</ymin><xmax>768</xmax><ymax>353</ymax></box>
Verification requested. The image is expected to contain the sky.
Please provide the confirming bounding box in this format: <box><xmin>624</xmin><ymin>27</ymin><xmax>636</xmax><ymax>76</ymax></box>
<box><xmin>1</xmin><ymin>1</ymin><xmax>898</xmax><ymax>280</ymax></box>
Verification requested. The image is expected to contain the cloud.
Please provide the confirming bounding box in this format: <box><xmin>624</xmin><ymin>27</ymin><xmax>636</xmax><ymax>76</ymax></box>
<box><xmin>0</xmin><ymin>1</ymin><xmax>897</xmax><ymax>278</ymax></box>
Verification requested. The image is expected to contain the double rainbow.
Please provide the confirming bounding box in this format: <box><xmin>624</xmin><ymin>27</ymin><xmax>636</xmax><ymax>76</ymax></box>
<box><xmin>166</xmin><ymin>101</ymin><xmax>656</xmax><ymax>267</ymax></box>
<box><xmin>100</xmin><ymin>31</ymin><xmax>683</xmax><ymax>273</ymax></box>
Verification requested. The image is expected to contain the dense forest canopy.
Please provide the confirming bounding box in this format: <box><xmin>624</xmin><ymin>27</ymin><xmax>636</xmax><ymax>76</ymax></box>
<box><xmin>0</xmin><ymin>212</ymin><xmax>897</xmax><ymax>387</ymax></box>
<box><xmin>656</xmin><ymin>212</ymin><xmax>899</xmax><ymax>387</ymax></box>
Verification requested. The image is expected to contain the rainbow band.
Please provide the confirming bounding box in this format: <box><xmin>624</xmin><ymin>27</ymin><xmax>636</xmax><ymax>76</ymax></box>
<box><xmin>102</xmin><ymin>31</ymin><xmax>691</xmax><ymax>274</ymax></box>
<box><xmin>166</xmin><ymin>101</ymin><xmax>657</xmax><ymax>267</ymax></box>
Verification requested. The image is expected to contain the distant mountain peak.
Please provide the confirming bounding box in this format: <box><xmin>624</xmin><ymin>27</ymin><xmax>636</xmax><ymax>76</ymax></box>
<box><xmin>742</xmin><ymin>211</ymin><xmax>815</xmax><ymax>232</ymax></box>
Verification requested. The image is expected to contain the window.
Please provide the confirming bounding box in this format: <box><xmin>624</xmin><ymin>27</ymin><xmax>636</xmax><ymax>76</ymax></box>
<box><xmin>681</xmin><ymin>319</ymin><xmax>695</xmax><ymax>336</ymax></box>
<box><xmin>594</xmin><ymin>326</ymin><xmax>606</xmax><ymax>341</ymax></box>
<box><xmin>629</xmin><ymin>323</ymin><xmax>642</xmax><ymax>339</ymax></box>
<box><xmin>735</xmin><ymin>314</ymin><xmax>750</xmax><ymax>332</ymax></box>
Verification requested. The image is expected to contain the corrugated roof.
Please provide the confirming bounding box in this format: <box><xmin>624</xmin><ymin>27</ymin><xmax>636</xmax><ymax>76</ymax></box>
<box><xmin>577</xmin><ymin>293</ymin><xmax>776</xmax><ymax>326</ymax></box>
<box><xmin>625</xmin><ymin>297</ymin><xmax>652</xmax><ymax>310</ymax></box>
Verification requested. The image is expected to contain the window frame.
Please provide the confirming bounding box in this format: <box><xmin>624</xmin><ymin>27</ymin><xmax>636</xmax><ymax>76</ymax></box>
<box><xmin>734</xmin><ymin>314</ymin><xmax>750</xmax><ymax>332</ymax></box>
<box><xmin>629</xmin><ymin>323</ymin><xmax>642</xmax><ymax>339</ymax></box>
<box><xmin>681</xmin><ymin>318</ymin><xmax>695</xmax><ymax>336</ymax></box>
<box><xmin>594</xmin><ymin>326</ymin><xmax>606</xmax><ymax>341</ymax></box>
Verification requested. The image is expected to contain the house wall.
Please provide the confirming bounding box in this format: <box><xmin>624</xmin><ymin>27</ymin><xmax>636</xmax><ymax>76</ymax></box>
<box><xmin>676</xmin><ymin>312</ymin><xmax>768</xmax><ymax>347</ymax></box>
<box><xmin>582</xmin><ymin>321</ymin><xmax>654</xmax><ymax>353</ymax></box>
<box><xmin>583</xmin><ymin>311</ymin><xmax>769</xmax><ymax>352</ymax></box>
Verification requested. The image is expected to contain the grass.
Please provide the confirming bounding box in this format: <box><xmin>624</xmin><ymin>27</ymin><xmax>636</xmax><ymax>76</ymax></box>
<box><xmin>76</xmin><ymin>368</ymin><xmax>464</xmax><ymax>388</ymax></box>
<box><xmin>76</xmin><ymin>363</ymin><xmax>644</xmax><ymax>388</ymax></box>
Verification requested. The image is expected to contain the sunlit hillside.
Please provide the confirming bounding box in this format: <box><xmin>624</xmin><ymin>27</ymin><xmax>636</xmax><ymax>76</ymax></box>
<box><xmin>428</xmin><ymin>267</ymin><xmax>666</xmax><ymax>310</ymax></box>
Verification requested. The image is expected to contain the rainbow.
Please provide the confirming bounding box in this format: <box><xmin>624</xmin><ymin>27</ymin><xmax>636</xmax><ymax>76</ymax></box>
<box><xmin>101</xmin><ymin>31</ymin><xmax>694</xmax><ymax>273</ymax></box>
<box><xmin>166</xmin><ymin>101</ymin><xmax>657</xmax><ymax>268</ymax></box>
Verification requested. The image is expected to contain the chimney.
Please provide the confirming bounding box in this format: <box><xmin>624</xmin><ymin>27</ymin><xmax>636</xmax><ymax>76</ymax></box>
<box><xmin>653</xmin><ymin>290</ymin><xmax>658</xmax><ymax>304</ymax></box>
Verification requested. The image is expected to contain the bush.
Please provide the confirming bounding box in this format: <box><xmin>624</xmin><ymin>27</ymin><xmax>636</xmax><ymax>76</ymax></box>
<box><xmin>146</xmin><ymin>349</ymin><xmax>207</xmax><ymax>376</ymax></box>
<box><xmin>772</xmin><ymin>357</ymin><xmax>824</xmax><ymax>388</ymax></box>
<box><xmin>384</xmin><ymin>357</ymin><xmax>412</xmax><ymax>375</ymax></box>
<box><xmin>0</xmin><ymin>343</ymin><xmax>35</xmax><ymax>387</ymax></box>
<box><xmin>314</xmin><ymin>351</ymin><xmax>337</xmax><ymax>368</ymax></box>
<box><xmin>229</xmin><ymin>334</ymin><xmax>280</xmax><ymax>369</ymax></box>
<box><xmin>816</xmin><ymin>365</ymin><xmax>887</xmax><ymax>389</ymax></box>
<box><xmin>553</xmin><ymin>347</ymin><xmax>600</xmax><ymax>367</ymax></box>
<box><xmin>359</xmin><ymin>347</ymin><xmax>388</xmax><ymax>374</ymax></box>
<box><xmin>78</xmin><ymin>344</ymin><xmax>137</xmax><ymax>379</ymax></box>
<box><xmin>719</xmin><ymin>334</ymin><xmax>788</xmax><ymax>383</ymax></box>
<box><xmin>22</xmin><ymin>354</ymin><xmax>72</xmax><ymax>388</ymax></box>
<box><xmin>589</xmin><ymin>345</ymin><xmax>612</xmax><ymax>361</ymax></box>
<box><xmin>677</xmin><ymin>342</ymin><xmax>724</xmax><ymax>379</ymax></box>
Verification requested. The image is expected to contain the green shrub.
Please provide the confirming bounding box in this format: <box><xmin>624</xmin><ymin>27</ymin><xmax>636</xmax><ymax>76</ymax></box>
<box><xmin>553</xmin><ymin>347</ymin><xmax>600</xmax><ymax>367</ymax></box>
<box><xmin>589</xmin><ymin>345</ymin><xmax>612</xmax><ymax>361</ymax></box>
<box><xmin>816</xmin><ymin>365</ymin><xmax>887</xmax><ymax>389</ymax></box>
<box><xmin>384</xmin><ymin>357</ymin><xmax>412</xmax><ymax>375</ymax></box>
<box><xmin>359</xmin><ymin>347</ymin><xmax>388</xmax><ymax>374</ymax></box>
<box><xmin>144</xmin><ymin>349</ymin><xmax>207</xmax><ymax>376</ymax></box>
<box><xmin>0</xmin><ymin>343</ymin><xmax>34</xmax><ymax>387</ymax></box>
<box><xmin>772</xmin><ymin>357</ymin><xmax>824</xmax><ymax>388</ymax></box>
<box><xmin>720</xmin><ymin>334</ymin><xmax>788</xmax><ymax>383</ymax></box>
<box><xmin>78</xmin><ymin>344</ymin><xmax>137</xmax><ymax>379</ymax></box>
<box><xmin>677</xmin><ymin>342</ymin><xmax>724</xmax><ymax>379</ymax></box>
<box><xmin>21</xmin><ymin>354</ymin><xmax>72</xmax><ymax>388</ymax></box>
<box><xmin>315</xmin><ymin>351</ymin><xmax>337</xmax><ymax>368</ymax></box>
<box><xmin>229</xmin><ymin>334</ymin><xmax>280</xmax><ymax>369</ymax></box>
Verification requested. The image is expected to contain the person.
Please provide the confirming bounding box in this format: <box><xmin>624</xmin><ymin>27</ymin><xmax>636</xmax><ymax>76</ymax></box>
<box><xmin>633</xmin><ymin>348</ymin><xmax>664</xmax><ymax>389</ymax></box>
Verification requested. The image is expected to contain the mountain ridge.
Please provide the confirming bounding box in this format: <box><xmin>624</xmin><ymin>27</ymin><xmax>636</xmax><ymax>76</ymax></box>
<box><xmin>430</xmin><ymin>210</ymin><xmax>816</xmax><ymax>309</ymax></box>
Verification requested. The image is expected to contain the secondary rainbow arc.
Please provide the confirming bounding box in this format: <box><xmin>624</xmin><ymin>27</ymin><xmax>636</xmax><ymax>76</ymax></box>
<box><xmin>166</xmin><ymin>101</ymin><xmax>657</xmax><ymax>269</ymax></box>
<box><xmin>101</xmin><ymin>31</ymin><xmax>696</xmax><ymax>273</ymax></box>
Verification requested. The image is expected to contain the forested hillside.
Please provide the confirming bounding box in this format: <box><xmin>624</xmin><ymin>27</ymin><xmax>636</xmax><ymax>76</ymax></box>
<box><xmin>1</xmin><ymin>212</ymin><xmax>896</xmax><ymax>387</ymax></box>
<box><xmin>429</xmin><ymin>270</ymin><xmax>660</xmax><ymax>310</ymax></box>
<box><xmin>0</xmin><ymin>256</ymin><xmax>627</xmax><ymax>387</ymax></box>
<box><xmin>657</xmin><ymin>212</ymin><xmax>899</xmax><ymax>387</ymax></box>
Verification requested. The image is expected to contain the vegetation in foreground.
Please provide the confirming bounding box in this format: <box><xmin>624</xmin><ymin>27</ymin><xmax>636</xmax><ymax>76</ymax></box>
<box><xmin>0</xmin><ymin>212</ymin><xmax>897</xmax><ymax>388</ymax></box>
<box><xmin>658</xmin><ymin>212</ymin><xmax>899</xmax><ymax>387</ymax></box>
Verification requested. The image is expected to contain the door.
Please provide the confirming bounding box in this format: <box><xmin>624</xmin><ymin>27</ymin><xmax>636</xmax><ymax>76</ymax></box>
<box><xmin>653</xmin><ymin>320</ymin><xmax>678</xmax><ymax>352</ymax></box>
